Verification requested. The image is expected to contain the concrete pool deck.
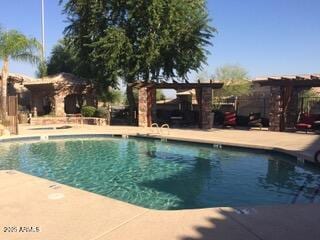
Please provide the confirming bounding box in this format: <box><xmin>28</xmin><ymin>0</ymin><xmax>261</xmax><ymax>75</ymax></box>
<box><xmin>1</xmin><ymin>170</ymin><xmax>320</xmax><ymax>240</ymax></box>
<box><xmin>1</xmin><ymin>125</ymin><xmax>320</xmax><ymax>239</ymax></box>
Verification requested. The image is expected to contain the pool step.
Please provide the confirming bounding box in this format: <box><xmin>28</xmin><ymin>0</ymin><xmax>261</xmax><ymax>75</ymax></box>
<box><xmin>40</xmin><ymin>135</ymin><xmax>49</xmax><ymax>141</ymax></box>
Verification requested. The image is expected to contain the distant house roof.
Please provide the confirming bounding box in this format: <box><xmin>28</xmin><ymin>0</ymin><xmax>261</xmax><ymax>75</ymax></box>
<box><xmin>0</xmin><ymin>73</ymin><xmax>35</xmax><ymax>84</ymax></box>
<box><xmin>254</xmin><ymin>74</ymin><xmax>320</xmax><ymax>87</ymax></box>
<box><xmin>23</xmin><ymin>73</ymin><xmax>88</xmax><ymax>86</ymax></box>
<box><xmin>157</xmin><ymin>89</ymin><xmax>198</xmax><ymax>105</ymax></box>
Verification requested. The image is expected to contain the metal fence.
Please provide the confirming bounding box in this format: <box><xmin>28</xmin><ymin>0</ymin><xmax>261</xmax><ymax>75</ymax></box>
<box><xmin>110</xmin><ymin>106</ymin><xmax>137</xmax><ymax>126</ymax></box>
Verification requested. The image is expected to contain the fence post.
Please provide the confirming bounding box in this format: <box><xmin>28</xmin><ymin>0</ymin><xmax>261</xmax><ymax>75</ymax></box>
<box><xmin>263</xmin><ymin>97</ymin><xmax>266</xmax><ymax>117</ymax></box>
<box><xmin>235</xmin><ymin>97</ymin><xmax>239</xmax><ymax>114</ymax></box>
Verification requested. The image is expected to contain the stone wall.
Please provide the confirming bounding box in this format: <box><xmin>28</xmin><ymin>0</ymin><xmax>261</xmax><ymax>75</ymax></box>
<box><xmin>31</xmin><ymin>91</ymin><xmax>52</xmax><ymax>115</ymax></box>
<box><xmin>30</xmin><ymin>117</ymin><xmax>107</xmax><ymax>126</ymax></box>
<box><xmin>54</xmin><ymin>94</ymin><xmax>66</xmax><ymax>117</ymax></box>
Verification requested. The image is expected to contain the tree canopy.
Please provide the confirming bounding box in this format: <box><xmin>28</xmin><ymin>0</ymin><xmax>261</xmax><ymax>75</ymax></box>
<box><xmin>60</xmin><ymin>0</ymin><xmax>215</xmax><ymax>85</ymax></box>
<box><xmin>45</xmin><ymin>39</ymin><xmax>78</xmax><ymax>76</ymax></box>
<box><xmin>0</xmin><ymin>29</ymin><xmax>40</xmax><ymax>65</ymax></box>
<box><xmin>214</xmin><ymin>65</ymin><xmax>251</xmax><ymax>97</ymax></box>
<box><xmin>59</xmin><ymin>0</ymin><xmax>215</xmax><ymax>123</ymax></box>
<box><xmin>0</xmin><ymin>28</ymin><xmax>40</xmax><ymax>120</ymax></box>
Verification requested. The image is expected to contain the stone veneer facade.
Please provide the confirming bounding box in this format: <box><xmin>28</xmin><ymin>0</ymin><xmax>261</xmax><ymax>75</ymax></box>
<box><xmin>138</xmin><ymin>87</ymin><xmax>156</xmax><ymax>128</ymax></box>
<box><xmin>24</xmin><ymin>73</ymin><xmax>95</xmax><ymax>117</ymax></box>
<box><xmin>54</xmin><ymin>93</ymin><xmax>66</xmax><ymax>117</ymax></box>
<box><xmin>269</xmin><ymin>86</ymin><xmax>282</xmax><ymax>131</ymax></box>
<box><xmin>200</xmin><ymin>87</ymin><xmax>213</xmax><ymax>130</ymax></box>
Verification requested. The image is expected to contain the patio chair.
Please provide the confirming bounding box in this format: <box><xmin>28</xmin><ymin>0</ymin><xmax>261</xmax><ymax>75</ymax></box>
<box><xmin>248</xmin><ymin>112</ymin><xmax>263</xmax><ymax>129</ymax></box>
<box><xmin>295</xmin><ymin>113</ymin><xmax>317</xmax><ymax>133</ymax></box>
<box><xmin>223</xmin><ymin>112</ymin><xmax>237</xmax><ymax>127</ymax></box>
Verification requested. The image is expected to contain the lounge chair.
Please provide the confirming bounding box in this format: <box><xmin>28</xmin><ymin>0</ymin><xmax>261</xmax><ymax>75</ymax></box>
<box><xmin>295</xmin><ymin>113</ymin><xmax>318</xmax><ymax>133</ymax></box>
<box><xmin>223</xmin><ymin>112</ymin><xmax>237</xmax><ymax>127</ymax></box>
<box><xmin>248</xmin><ymin>112</ymin><xmax>263</xmax><ymax>129</ymax></box>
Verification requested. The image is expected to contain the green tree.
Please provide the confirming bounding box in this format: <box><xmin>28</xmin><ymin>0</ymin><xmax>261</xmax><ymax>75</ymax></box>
<box><xmin>98</xmin><ymin>89</ymin><xmax>123</xmax><ymax>106</ymax></box>
<box><xmin>156</xmin><ymin>89</ymin><xmax>166</xmax><ymax>101</ymax></box>
<box><xmin>61</xmin><ymin>0</ymin><xmax>215</xmax><ymax>123</ymax></box>
<box><xmin>214</xmin><ymin>65</ymin><xmax>251</xmax><ymax>97</ymax></box>
<box><xmin>301</xmin><ymin>89</ymin><xmax>318</xmax><ymax>98</ymax></box>
<box><xmin>0</xmin><ymin>28</ymin><xmax>41</xmax><ymax>120</ymax></box>
<box><xmin>36</xmin><ymin>61</ymin><xmax>48</xmax><ymax>78</ymax></box>
<box><xmin>46</xmin><ymin>39</ymin><xmax>78</xmax><ymax>76</ymax></box>
<box><xmin>198</xmin><ymin>71</ymin><xmax>212</xmax><ymax>82</ymax></box>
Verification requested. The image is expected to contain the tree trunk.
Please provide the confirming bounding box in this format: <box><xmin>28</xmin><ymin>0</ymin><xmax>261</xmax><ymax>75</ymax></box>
<box><xmin>126</xmin><ymin>85</ymin><xmax>136</xmax><ymax>125</ymax></box>
<box><xmin>1</xmin><ymin>58</ymin><xmax>9</xmax><ymax>122</ymax></box>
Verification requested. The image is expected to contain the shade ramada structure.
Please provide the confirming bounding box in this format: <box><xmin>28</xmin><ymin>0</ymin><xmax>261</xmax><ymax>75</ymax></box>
<box><xmin>130</xmin><ymin>80</ymin><xmax>223</xmax><ymax>130</ymax></box>
<box><xmin>254</xmin><ymin>74</ymin><xmax>320</xmax><ymax>132</ymax></box>
<box><xmin>23</xmin><ymin>73</ymin><xmax>95</xmax><ymax>116</ymax></box>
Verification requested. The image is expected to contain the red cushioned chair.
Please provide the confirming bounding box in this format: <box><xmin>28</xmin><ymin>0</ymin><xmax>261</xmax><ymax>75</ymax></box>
<box><xmin>224</xmin><ymin>112</ymin><xmax>237</xmax><ymax>127</ymax></box>
<box><xmin>295</xmin><ymin>113</ymin><xmax>317</xmax><ymax>133</ymax></box>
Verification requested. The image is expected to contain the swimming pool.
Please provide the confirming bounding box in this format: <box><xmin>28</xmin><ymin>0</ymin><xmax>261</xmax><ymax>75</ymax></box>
<box><xmin>0</xmin><ymin>136</ymin><xmax>319</xmax><ymax>210</ymax></box>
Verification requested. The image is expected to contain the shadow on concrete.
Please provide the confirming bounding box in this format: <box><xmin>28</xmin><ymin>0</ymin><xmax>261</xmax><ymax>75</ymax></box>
<box><xmin>177</xmin><ymin>208</ymin><xmax>262</xmax><ymax>240</ymax></box>
<box><xmin>177</xmin><ymin>203</ymin><xmax>320</xmax><ymax>240</ymax></box>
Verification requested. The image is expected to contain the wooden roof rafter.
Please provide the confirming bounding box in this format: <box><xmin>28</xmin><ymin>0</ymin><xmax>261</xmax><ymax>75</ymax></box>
<box><xmin>254</xmin><ymin>74</ymin><xmax>320</xmax><ymax>87</ymax></box>
<box><xmin>129</xmin><ymin>80</ymin><xmax>223</xmax><ymax>90</ymax></box>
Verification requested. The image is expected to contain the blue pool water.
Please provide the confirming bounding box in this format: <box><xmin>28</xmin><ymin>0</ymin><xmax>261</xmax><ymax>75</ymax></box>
<box><xmin>0</xmin><ymin>137</ymin><xmax>320</xmax><ymax>210</ymax></box>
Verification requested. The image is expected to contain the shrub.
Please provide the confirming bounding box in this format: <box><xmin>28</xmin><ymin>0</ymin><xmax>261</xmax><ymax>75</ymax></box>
<box><xmin>95</xmin><ymin>107</ymin><xmax>109</xmax><ymax>118</ymax></box>
<box><xmin>81</xmin><ymin>106</ymin><xmax>97</xmax><ymax>117</ymax></box>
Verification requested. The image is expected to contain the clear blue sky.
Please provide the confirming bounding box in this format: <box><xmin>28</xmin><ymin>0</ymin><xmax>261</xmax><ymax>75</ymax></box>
<box><xmin>0</xmin><ymin>0</ymin><xmax>319</xmax><ymax>79</ymax></box>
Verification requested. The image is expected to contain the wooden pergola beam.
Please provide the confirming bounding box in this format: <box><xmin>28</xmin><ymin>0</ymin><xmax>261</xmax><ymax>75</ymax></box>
<box><xmin>129</xmin><ymin>81</ymin><xmax>223</xmax><ymax>90</ymax></box>
<box><xmin>254</xmin><ymin>74</ymin><xmax>320</xmax><ymax>87</ymax></box>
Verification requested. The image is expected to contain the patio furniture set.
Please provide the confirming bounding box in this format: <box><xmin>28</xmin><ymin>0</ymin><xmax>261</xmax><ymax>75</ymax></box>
<box><xmin>223</xmin><ymin>111</ymin><xmax>320</xmax><ymax>133</ymax></box>
<box><xmin>223</xmin><ymin>112</ymin><xmax>267</xmax><ymax>129</ymax></box>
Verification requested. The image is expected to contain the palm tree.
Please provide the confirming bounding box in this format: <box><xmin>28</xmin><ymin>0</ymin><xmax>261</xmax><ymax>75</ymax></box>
<box><xmin>0</xmin><ymin>28</ymin><xmax>41</xmax><ymax>120</ymax></box>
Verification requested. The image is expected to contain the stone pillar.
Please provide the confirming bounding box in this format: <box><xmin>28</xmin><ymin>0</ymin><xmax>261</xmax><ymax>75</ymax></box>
<box><xmin>54</xmin><ymin>94</ymin><xmax>65</xmax><ymax>117</ymax></box>
<box><xmin>269</xmin><ymin>86</ymin><xmax>282</xmax><ymax>131</ymax></box>
<box><xmin>138</xmin><ymin>87</ymin><xmax>156</xmax><ymax>127</ymax></box>
<box><xmin>200</xmin><ymin>87</ymin><xmax>213</xmax><ymax>130</ymax></box>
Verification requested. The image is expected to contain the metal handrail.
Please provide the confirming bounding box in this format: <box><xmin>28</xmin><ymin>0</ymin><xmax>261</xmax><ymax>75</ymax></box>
<box><xmin>160</xmin><ymin>124</ymin><xmax>170</xmax><ymax>135</ymax></box>
<box><xmin>151</xmin><ymin>123</ymin><xmax>160</xmax><ymax>134</ymax></box>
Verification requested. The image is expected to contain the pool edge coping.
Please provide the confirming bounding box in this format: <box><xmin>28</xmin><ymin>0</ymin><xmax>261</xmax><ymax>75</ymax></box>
<box><xmin>0</xmin><ymin>132</ymin><xmax>311</xmax><ymax>163</ymax></box>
